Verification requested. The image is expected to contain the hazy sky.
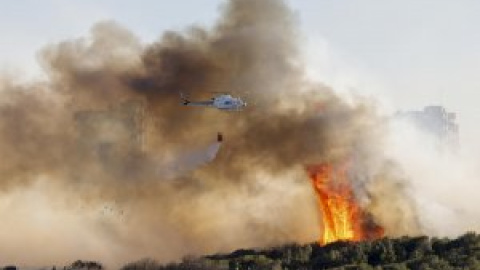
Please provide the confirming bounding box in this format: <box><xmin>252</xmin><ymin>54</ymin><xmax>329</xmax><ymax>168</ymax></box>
<box><xmin>1</xmin><ymin>0</ymin><xmax>479</xmax><ymax>152</ymax></box>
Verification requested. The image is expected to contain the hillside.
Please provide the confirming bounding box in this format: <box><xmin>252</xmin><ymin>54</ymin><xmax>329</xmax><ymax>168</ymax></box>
<box><xmin>119</xmin><ymin>232</ymin><xmax>480</xmax><ymax>270</ymax></box>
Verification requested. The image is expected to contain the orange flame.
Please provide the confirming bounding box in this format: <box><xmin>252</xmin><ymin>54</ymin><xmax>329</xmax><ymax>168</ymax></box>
<box><xmin>307</xmin><ymin>163</ymin><xmax>384</xmax><ymax>245</ymax></box>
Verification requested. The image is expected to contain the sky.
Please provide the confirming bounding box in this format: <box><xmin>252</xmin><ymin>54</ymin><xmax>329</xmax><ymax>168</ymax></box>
<box><xmin>1</xmin><ymin>0</ymin><xmax>479</xmax><ymax>153</ymax></box>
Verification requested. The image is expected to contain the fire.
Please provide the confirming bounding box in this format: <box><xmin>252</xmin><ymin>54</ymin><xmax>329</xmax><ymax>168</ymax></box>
<box><xmin>307</xmin><ymin>163</ymin><xmax>384</xmax><ymax>245</ymax></box>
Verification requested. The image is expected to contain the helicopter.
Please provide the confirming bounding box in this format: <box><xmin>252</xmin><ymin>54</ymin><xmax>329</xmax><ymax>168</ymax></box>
<box><xmin>180</xmin><ymin>92</ymin><xmax>247</xmax><ymax>111</ymax></box>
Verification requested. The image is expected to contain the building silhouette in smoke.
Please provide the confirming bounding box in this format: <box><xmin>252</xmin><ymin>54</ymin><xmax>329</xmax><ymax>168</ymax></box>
<box><xmin>396</xmin><ymin>105</ymin><xmax>459</xmax><ymax>151</ymax></box>
<box><xmin>74</xmin><ymin>100</ymin><xmax>146</xmax><ymax>165</ymax></box>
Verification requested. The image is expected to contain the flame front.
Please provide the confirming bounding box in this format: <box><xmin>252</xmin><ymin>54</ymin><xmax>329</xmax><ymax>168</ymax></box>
<box><xmin>307</xmin><ymin>163</ymin><xmax>383</xmax><ymax>245</ymax></box>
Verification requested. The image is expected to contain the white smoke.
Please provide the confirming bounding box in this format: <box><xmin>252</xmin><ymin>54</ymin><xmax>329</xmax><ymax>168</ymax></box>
<box><xmin>384</xmin><ymin>117</ymin><xmax>480</xmax><ymax>237</ymax></box>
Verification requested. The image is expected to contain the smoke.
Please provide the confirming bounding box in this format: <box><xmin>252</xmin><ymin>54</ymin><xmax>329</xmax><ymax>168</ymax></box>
<box><xmin>381</xmin><ymin>118</ymin><xmax>480</xmax><ymax>237</ymax></box>
<box><xmin>0</xmin><ymin>0</ymin><xmax>458</xmax><ymax>268</ymax></box>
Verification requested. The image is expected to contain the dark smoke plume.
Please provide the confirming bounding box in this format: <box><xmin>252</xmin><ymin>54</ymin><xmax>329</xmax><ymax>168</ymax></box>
<box><xmin>0</xmin><ymin>0</ymin><xmax>418</xmax><ymax>267</ymax></box>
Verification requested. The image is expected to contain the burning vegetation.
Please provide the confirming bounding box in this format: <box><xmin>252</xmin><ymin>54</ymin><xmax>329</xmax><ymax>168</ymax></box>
<box><xmin>307</xmin><ymin>163</ymin><xmax>384</xmax><ymax>245</ymax></box>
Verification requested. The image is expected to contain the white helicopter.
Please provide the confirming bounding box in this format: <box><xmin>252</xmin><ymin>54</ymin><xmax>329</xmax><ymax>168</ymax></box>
<box><xmin>180</xmin><ymin>92</ymin><xmax>247</xmax><ymax>111</ymax></box>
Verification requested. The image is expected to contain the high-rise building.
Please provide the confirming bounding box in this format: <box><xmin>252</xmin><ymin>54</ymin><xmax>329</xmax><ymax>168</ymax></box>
<box><xmin>395</xmin><ymin>106</ymin><xmax>459</xmax><ymax>151</ymax></box>
<box><xmin>74</xmin><ymin>100</ymin><xmax>145</xmax><ymax>163</ymax></box>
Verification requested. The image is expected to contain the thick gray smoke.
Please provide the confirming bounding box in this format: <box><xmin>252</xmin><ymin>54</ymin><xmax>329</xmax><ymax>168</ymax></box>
<box><xmin>0</xmin><ymin>0</ymin><xmax>422</xmax><ymax>267</ymax></box>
